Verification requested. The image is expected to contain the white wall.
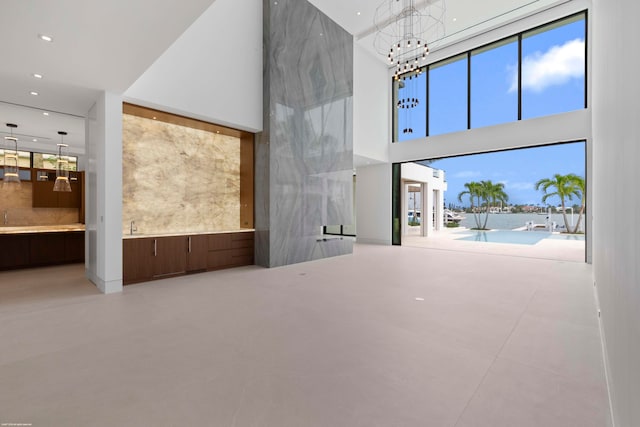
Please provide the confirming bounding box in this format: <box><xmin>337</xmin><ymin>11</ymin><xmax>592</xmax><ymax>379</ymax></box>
<box><xmin>353</xmin><ymin>44</ymin><xmax>390</xmax><ymax>164</ymax></box>
<box><xmin>85</xmin><ymin>92</ymin><xmax>123</xmax><ymax>294</ymax></box>
<box><xmin>356</xmin><ymin>163</ymin><xmax>391</xmax><ymax>245</ymax></box>
<box><xmin>124</xmin><ymin>0</ymin><xmax>263</xmax><ymax>132</ymax></box>
<box><xmin>592</xmin><ymin>0</ymin><xmax>640</xmax><ymax>425</ymax></box>
<box><xmin>391</xmin><ymin>109</ymin><xmax>591</xmax><ymax>163</ymax></box>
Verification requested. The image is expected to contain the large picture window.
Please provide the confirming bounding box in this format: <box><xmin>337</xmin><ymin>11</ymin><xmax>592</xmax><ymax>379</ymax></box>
<box><xmin>429</xmin><ymin>54</ymin><xmax>468</xmax><ymax>136</ymax></box>
<box><xmin>392</xmin><ymin>11</ymin><xmax>587</xmax><ymax>142</ymax></box>
<box><xmin>521</xmin><ymin>14</ymin><xmax>586</xmax><ymax>119</ymax></box>
<box><xmin>471</xmin><ymin>37</ymin><xmax>519</xmax><ymax>128</ymax></box>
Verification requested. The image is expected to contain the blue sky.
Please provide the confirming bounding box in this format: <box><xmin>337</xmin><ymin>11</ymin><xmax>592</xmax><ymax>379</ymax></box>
<box><xmin>402</xmin><ymin>15</ymin><xmax>586</xmax><ymax>206</ymax></box>
<box><xmin>425</xmin><ymin>141</ymin><xmax>585</xmax><ymax>207</ymax></box>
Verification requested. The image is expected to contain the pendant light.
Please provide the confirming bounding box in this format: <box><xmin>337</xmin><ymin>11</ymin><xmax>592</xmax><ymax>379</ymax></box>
<box><xmin>3</xmin><ymin>123</ymin><xmax>21</xmax><ymax>187</ymax></box>
<box><xmin>53</xmin><ymin>131</ymin><xmax>71</xmax><ymax>192</ymax></box>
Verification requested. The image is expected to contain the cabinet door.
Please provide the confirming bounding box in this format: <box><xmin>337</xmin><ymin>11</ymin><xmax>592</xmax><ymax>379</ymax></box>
<box><xmin>153</xmin><ymin>236</ymin><xmax>187</xmax><ymax>278</ymax></box>
<box><xmin>64</xmin><ymin>232</ymin><xmax>85</xmax><ymax>262</ymax></box>
<box><xmin>32</xmin><ymin>180</ymin><xmax>58</xmax><ymax>208</ymax></box>
<box><xmin>0</xmin><ymin>235</ymin><xmax>30</xmax><ymax>270</ymax></box>
<box><xmin>57</xmin><ymin>181</ymin><xmax>81</xmax><ymax>208</ymax></box>
<box><xmin>186</xmin><ymin>235</ymin><xmax>208</xmax><ymax>272</ymax></box>
<box><xmin>30</xmin><ymin>233</ymin><xmax>66</xmax><ymax>265</ymax></box>
<box><xmin>123</xmin><ymin>238</ymin><xmax>155</xmax><ymax>284</ymax></box>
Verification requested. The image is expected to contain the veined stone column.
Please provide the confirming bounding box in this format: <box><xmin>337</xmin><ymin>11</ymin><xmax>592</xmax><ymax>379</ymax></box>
<box><xmin>256</xmin><ymin>0</ymin><xmax>354</xmax><ymax>267</ymax></box>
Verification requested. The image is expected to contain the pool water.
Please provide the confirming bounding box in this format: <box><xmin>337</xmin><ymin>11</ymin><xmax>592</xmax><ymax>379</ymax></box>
<box><xmin>455</xmin><ymin>230</ymin><xmax>552</xmax><ymax>245</ymax></box>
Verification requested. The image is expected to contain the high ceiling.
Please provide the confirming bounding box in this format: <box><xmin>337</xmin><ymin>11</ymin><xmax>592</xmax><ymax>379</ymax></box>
<box><xmin>0</xmin><ymin>0</ymin><xmax>216</xmax><ymax>154</ymax></box>
<box><xmin>1</xmin><ymin>0</ymin><xmax>563</xmax><ymax>155</ymax></box>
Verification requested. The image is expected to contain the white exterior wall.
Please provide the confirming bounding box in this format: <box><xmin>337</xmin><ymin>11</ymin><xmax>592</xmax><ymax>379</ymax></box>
<box><xmin>85</xmin><ymin>92</ymin><xmax>123</xmax><ymax>294</ymax></box>
<box><xmin>401</xmin><ymin>163</ymin><xmax>448</xmax><ymax>235</ymax></box>
<box><xmin>124</xmin><ymin>0</ymin><xmax>263</xmax><ymax>132</ymax></box>
<box><xmin>592</xmin><ymin>0</ymin><xmax>640</xmax><ymax>425</ymax></box>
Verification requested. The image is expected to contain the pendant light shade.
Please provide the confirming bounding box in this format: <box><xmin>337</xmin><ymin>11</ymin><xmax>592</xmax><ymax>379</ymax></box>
<box><xmin>53</xmin><ymin>131</ymin><xmax>71</xmax><ymax>192</ymax></box>
<box><xmin>3</xmin><ymin>123</ymin><xmax>21</xmax><ymax>187</ymax></box>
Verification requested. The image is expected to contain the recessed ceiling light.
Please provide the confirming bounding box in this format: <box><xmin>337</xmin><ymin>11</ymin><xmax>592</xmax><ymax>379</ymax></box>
<box><xmin>30</xmin><ymin>91</ymin><xmax>39</xmax><ymax>96</ymax></box>
<box><xmin>43</xmin><ymin>112</ymin><xmax>49</xmax><ymax>116</ymax></box>
<box><xmin>32</xmin><ymin>73</ymin><xmax>43</xmax><ymax>79</ymax></box>
<box><xmin>33</xmin><ymin>138</ymin><xmax>38</xmax><ymax>142</ymax></box>
<box><xmin>452</xmin><ymin>17</ymin><xmax>457</xmax><ymax>22</ymax></box>
<box><xmin>38</xmin><ymin>34</ymin><xmax>53</xmax><ymax>42</ymax></box>
<box><xmin>415</xmin><ymin>297</ymin><xmax>425</xmax><ymax>301</ymax></box>
<box><xmin>274</xmin><ymin>1</ymin><xmax>277</xmax><ymax>4</ymax></box>
<box><xmin>357</xmin><ymin>12</ymin><xmax>361</xmax><ymax>16</ymax></box>
<box><xmin>152</xmin><ymin>116</ymin><xmax>157</xmax><ymax>120</ymax></box>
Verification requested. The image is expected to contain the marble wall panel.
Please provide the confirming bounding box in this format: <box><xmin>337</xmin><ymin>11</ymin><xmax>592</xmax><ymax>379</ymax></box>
<box><xmin>256</xmin><ymin>0</ymin><xmax>353</xmax><ymax>267</ymax></box>
<box><xmin>0</xmin><ymin>183</ymin><xmax>79</xmax><ymax>226</ymax></box>
<box><xmin>122</xmin><ymin>114</ymin><xmax>241</xmax><ymax>236</ymax></box>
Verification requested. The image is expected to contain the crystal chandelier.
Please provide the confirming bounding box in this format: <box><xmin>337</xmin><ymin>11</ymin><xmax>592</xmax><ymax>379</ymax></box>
<box><xmin>3</xmin><ymin>123</ymin><xmax>21</xmax><ymax>187</ymax></box>
<box><xmin>53</xmin><ymin>131</ymin><xmax>72</xmax><ymax>192</ymax></box>
<box><xmin>374</xmin><ymin>0</ymin><xmax>446</xmax><ymax>80</ymax></box>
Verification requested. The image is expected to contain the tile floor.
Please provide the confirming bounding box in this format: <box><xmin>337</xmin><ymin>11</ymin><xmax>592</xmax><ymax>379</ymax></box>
<box><xmin>0</xmin><ymin>244</ymin><xmax>610</xmax><ymax>426</ymax></box>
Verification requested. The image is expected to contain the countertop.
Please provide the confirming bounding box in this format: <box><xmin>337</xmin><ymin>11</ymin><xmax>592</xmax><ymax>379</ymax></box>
<box><xmin>122</xmin><ymin>229</ymin><xmax>255</xmax><ymax>239</ymax></box>
<box><xmin>0</xmin><ymin>224</ymin><xmax>86</xmax><ymax>234</ymax></box>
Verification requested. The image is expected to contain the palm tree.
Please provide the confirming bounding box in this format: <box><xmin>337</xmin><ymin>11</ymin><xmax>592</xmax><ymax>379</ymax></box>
<box><xmin>570</xmin><ymin>175</ymin><xmax>586</xmax><ymax>234</ymax></box>
<box><xmin>480</xmin><ymin>180</ymin><xmax>509</xmax><ymax>230</ymax></box>
<box><xmin>535</xmin><ymin>173</ymin><xmax>584</xmax><ymax>233</ymax></box>
<box><xmin>458</xmin><ymin>182</ymin><xmax>484</xmax><ymax>229</ymax></box>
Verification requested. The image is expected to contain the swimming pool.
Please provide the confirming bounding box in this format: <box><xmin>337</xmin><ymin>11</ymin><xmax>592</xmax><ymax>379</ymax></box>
<box><xmin>455</xmin><ymin>230</ymin><xmax>552</xmax><ymax>245</ymax></box>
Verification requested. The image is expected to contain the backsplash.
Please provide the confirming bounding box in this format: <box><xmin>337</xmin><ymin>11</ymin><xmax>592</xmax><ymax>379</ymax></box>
<box><xmin>0</xmin><ymin>183</ymin><xmax>79</xmax><ymax>226</ymax></box>
<box><xmin>122</xmin><ymin>114</ymin><xmax>241</xmax><ymax>236</ymax></box>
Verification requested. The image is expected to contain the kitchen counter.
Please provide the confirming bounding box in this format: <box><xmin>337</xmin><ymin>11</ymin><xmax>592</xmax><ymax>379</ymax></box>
<box><xmin>0</xmin><ymin>224</ymin><xmax>85</xmax><ymax>234</ymax></box>
<box><xmin>122</xmin><ymin>228</ymin><xmax>254</xmax><ymax>239</ymax></box>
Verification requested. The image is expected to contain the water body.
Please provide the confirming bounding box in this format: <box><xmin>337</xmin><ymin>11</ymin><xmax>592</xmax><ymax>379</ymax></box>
<box><xmin>457</xmin><ymin>212</ymin><xmax>584</xmax><ymax>231</ymax></box>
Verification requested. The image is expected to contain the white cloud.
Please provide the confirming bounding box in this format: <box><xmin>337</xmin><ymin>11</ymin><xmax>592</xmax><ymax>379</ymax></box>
<box><xmin>509</xmin><ymin>38</ymin><xmax>585</xmax><ymax>93</ymax></box>
<box><xmin>506</xmin><ymin>181</ymin><xmax>534</xmax><ymax>191</ymax></box>
<box><xmin>452</xmin><ymin>170</ymin><xmax>481</xmax><ymax>179</ymax></box>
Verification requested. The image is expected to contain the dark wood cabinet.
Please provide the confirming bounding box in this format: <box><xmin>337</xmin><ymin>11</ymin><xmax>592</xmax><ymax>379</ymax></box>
<box><xmin>0</xmin><ymin>231</ymin><xmax>85</xmax><ymax>271</ymax></box>
<box><xmin>32</xmin><ymin>171</ymin><xmax>82</xmax><ymax>209</ymax></box>
<box><xmin>31</xmin><ymin>180</ymin><xmax>59</xmax><ymax>208</ymax></box>
<box><xmin>153</xmin><ymin>236</ymin><xmax>187</xmax><ymax>278</ymax></box>
<box><xmin>64</xmin><ymin>232</ymin><xmax>85</xmax><ymax>262</ymax></box>
<box><xmin>0</xmin><ymin>235</ymin><xmax>30</xmax><ymax>269</ymax></box>
<box><xmin>186</xmin><ymin>235</ymin><xmax>208</xmax><ymax>272</ymax></box>
<box><xmin>207</xmin><ymin>232</ymin><xmax>254</xmax><ymax>270</ymax></box>
<box><xmin>123</xmin><ymin>238</ymin><xmax>155</xmax><ymax>284</ymax></box>
<box><xmin>30</xmin><ymin>233</ymin><xmax>67</xmax><ymax>265</ymax></box>
<box><xmin>123</xmin><ymin>231</ymin><xmax>254</xmax><ymax>285</ymax></box>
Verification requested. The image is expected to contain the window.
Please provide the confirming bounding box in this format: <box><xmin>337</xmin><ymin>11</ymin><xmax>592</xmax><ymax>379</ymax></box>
<box><xmin>521</xmin><ymin>14</ymin><xmax>586</xmax><ymax>119</ymax></box>
<box><xmin>0</xmin><ymin>150</ymin><xmax>30</xmax><ymax>168</ymax></box>
<box><xmin>394</xmin><ymin>69</ymin><xmax>426</xmax><ymax>142</ymax></box>
<box><xmin>429</xmin><ymin>54</ymin><xmax>468</xmax><ymax>136</ymax></box>
<box><xmin>471</xmin><ymin>37</ymin><xmax>519</xmax><ymax>128</ymax></box>
<box><xmin>33</xmin><ymin>153</ymin><xmax>78</xmax><ymax>171</ymax></box>
<box><xmin>391</xmin><ymin>12</ymin><xmax>587</xmax><ymax>141</ymax></box>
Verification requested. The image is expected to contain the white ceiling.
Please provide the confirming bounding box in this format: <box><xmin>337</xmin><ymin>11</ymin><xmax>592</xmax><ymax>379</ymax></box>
<box><xmin>0</xmin><ymin>0</ymin><xmax>216</xmax><ymax>154</ymax></box>
<box><xmin>310</xmin><ymin>0</ymin><xmax>564</xmax><ymax>61</ymax></box>
<box><xmin>1</xmin><ymin>0</ymin><xmax>563</xmax><ymax>156</ymax></box>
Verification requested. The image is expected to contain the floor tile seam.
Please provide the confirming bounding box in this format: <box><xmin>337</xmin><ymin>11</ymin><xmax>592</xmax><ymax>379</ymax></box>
<box><xmin>452</xmin><ymin>286</ymin><xmax>539</xmax><ymax>427</ymax></box>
